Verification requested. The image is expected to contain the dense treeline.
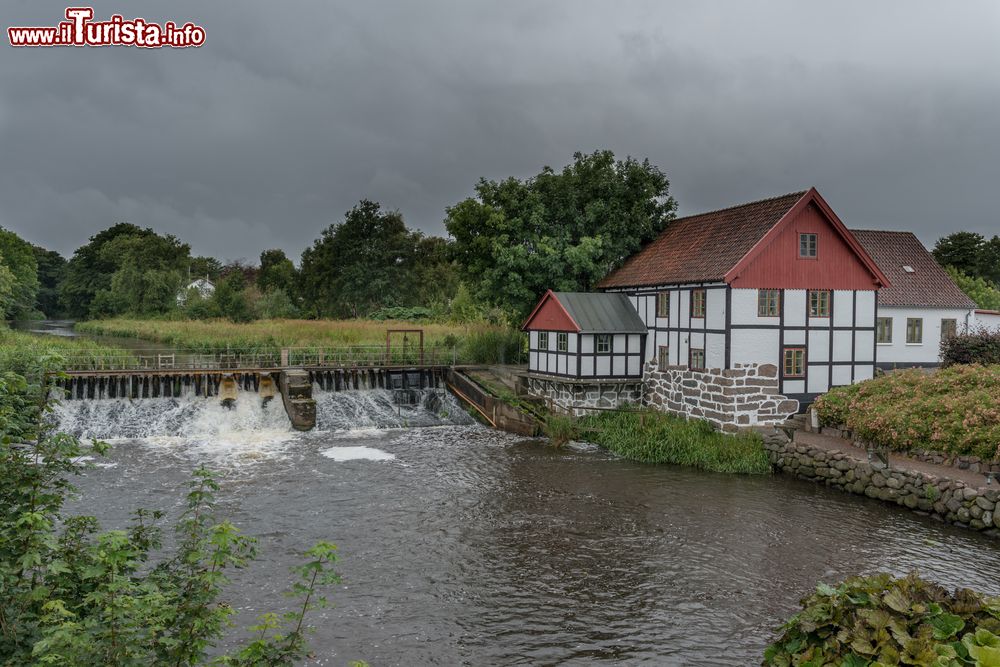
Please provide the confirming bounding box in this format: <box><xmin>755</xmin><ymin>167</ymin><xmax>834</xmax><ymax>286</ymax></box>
<box><xmin>3</xmin><ymin>150</ymin><xmax>997</xmax><ymax>324</ymax></box>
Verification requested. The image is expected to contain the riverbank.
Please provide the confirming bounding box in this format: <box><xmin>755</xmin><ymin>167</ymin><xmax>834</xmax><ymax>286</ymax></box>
<box><xmin>550</xmin><ymin>408</ymin><xmax>771</xmax><ymax>474</ymax></box>
<box><xmin>75</xmin><ymin>317</ymin><xmax>523</xmax><ymax>364</ymax></box>
<box><xmin>760</xmin><ymin>425</ymin><xmax>1000</xmax><ymax>538</ymax></box>
<box><xmin>0</xmin><ymin>327</ymin><xmax>131</xmax><ymax>376</ymax></box>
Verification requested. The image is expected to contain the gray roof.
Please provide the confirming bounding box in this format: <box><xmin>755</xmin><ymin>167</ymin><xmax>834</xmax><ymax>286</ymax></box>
<box><xmin>554</xmin><ymin>292</ymin><xmax>647</xmax><ymax>334</ymax></box>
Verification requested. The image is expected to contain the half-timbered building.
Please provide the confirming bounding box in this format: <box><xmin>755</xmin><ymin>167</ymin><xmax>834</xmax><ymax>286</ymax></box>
<box><xmin>520</xmin><ymin>187</ymin><xmax>893</xmax><ymax>428</ymax></box>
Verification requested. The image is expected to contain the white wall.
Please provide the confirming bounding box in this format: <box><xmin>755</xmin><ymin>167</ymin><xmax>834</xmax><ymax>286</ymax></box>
<box><xmin>875</xmin><ymin>306</ymin><xmax>973</xmax><ymax>367</ymax></box>
<box><xmin>974</xmin><ymin>311</ymin><xmax>1000</xmax><ymax>332</ymax></box>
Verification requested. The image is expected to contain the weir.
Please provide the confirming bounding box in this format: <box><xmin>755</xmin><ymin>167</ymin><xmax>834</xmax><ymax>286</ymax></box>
<box><xmin>50</xmin><ymin>366</ymin><xmax>451</xmax><ymax>433</ymax></box>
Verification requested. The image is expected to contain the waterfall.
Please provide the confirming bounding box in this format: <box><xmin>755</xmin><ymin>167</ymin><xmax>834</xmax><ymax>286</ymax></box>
<box><xmin>312</xmin><ymin>387</ymin><xmax>476</xmax><ymax>431</ymax></box>
<box><xmin>49</xmin><ymin>384</ymin><xmax>475</xmax><ymax>441</ymax></box>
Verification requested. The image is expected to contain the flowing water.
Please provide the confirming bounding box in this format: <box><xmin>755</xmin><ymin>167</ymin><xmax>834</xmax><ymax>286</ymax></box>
<box><xmin>49</xmin><ymin>385</ymin><xmax>1000</xmax><ymax>666</ymax></box>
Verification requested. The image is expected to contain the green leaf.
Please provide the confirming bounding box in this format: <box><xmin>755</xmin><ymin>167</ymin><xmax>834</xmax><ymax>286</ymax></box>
<box><xmin>929</xmin><ymin>613</ymin><xmax>966</xmax><ymax>640</ymax></box>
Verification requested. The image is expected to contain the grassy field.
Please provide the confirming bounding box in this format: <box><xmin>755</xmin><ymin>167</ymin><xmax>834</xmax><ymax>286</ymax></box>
<box><xmin>547</xmin><ymin>408</ymin><xmax>771</xmax><ymax>475</ymax></box>
<box><xmin>75</xmin><ymin>318</ymin><xmax>525</xmax><ymax>364</ymax></box>
<box><xmin>813</xmin><ymin>364</ymin><xmax>1000</xmax><ymax>460</ymax></box>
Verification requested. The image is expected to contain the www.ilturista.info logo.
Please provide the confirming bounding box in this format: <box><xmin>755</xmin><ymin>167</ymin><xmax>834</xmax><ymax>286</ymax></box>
<box><xmin>8</xmin><ymin>7</ymin><xmax>205</xmax><ymax>48</ymax></box>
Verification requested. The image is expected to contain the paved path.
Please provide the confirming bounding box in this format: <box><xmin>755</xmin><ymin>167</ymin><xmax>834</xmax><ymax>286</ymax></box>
<box><xmin>793</xmin><ymin>430</ymin><xmax>993</xmax><ymax>490</ymax></box>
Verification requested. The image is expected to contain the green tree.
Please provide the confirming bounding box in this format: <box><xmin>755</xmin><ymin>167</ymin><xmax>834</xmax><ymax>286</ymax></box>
<box><xmin>445</xmin><ymin>150</ymin><xmax>676</xmax><ymax>319</ymax></box>
<box><xmin>32</xmin><ymin>245</ymin><xmax>66</xmax><ymax>318</ymax></box>
<box><xmin>61</xmin><ymin>223</ymin><xmax>191</xmax><ymax>318</ymax></box>
<box><xmin>0</xmin><ymin>227</ymin><xmax>40</xmax><ymax>319</ymax></box>
<box><xmin>932</xmin><ymin>231</ymin><xmax>987</xmax><ymax>278</ymax></box>
<box><xmin>188</xmin><ymin>255</ymin><xmax>223</xmax><ymax>282</ymax></box>
<box><xmin>945</xmin><ymin>266</ymin><xmax>1000</xmax><ymax>310</ymax></box>
<box><xmin>257</xmin><ymin>249</ymin><xmax>298</xmax><ymax>295</ymax></box>
<box><xmin>214</xmin><ymin>271</ymin><xmax>255</xmax><ymax>323</ymax></box>
<box><xmin>299</xmin><ymin>200</ymin><xmax>416</xmax><ymax>318</ymax></box>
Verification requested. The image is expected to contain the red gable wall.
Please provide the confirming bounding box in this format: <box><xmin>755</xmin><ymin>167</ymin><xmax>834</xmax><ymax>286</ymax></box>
<box><xmin>728</xmin><ymin>202</ymin><xmax>881</xmax><ymax>290</ymax></box>
<box><xmin>522</xmin><ymin>293</ymin><xmax>579</xmax><ymax>332</ymax></box>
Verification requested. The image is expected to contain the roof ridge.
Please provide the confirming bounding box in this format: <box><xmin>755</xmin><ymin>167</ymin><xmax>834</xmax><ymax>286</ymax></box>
<box><xmin>671</xmin><ymin>189</ymin><xmax>808</xmax><ymax>223</ymax></box>
<box><xmin>851</xmin><ymin>228</ymin><xmax>916</xmax><ymax>235</ymax></box>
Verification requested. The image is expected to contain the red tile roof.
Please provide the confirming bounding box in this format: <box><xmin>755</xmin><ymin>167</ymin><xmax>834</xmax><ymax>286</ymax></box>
<box><xmin>851</xmin><ymin>230</ymin><xmax>976</xmax><ymax>309</ymax></box>
<box><xmin>596</xmin><ymin>191</ymin><xmax>808</xmax><ymax>288</ymax></box>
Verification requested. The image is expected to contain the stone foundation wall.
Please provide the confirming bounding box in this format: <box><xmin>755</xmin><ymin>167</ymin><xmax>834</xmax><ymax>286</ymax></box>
<box><xmin>643</xmin><ymin>362</ymin><xmax>799</xmax><ymax>432</ymax></box>
<box><xmin>523</xmin><ymin>376</ymin><xmax>643</xmax><ymax>416</ymax></box>
<box><xmin>816</xmin><ymin>424</ymin><xmax>1000</xmax><ymax>475</ymax></box>
<box><xmin>759</xmin><ymin>429</ymin><xmax>1000</xmax><ymax>538</ymax></box>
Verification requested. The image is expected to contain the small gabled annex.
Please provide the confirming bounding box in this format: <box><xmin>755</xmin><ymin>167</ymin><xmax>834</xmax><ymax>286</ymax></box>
<box><xmin>521</xmin><ymin>290</ymin><xmax>646</xmax><ymax>379</ymax></box>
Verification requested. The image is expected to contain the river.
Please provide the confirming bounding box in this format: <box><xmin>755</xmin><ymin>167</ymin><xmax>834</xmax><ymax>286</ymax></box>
<box><xmin>49</xmin><ymin>389</ymin><xmax>1000</xmax><ymax>666</ymax></box>
<box><xmin>20</xmin><ymin>321</ymin><xmax>1000</xmax><ymax>665</ymax></box>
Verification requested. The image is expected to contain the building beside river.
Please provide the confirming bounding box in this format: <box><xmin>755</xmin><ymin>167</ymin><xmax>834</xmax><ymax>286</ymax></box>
<box><xmin>520</xmin><ymin>187</ymin><xmax>969</xmax><ymax>428</ymax></box>
<box><xmin>851</xmin><ymin>229</ymin><xmax>977</xmax><ymax>369</ymax></box>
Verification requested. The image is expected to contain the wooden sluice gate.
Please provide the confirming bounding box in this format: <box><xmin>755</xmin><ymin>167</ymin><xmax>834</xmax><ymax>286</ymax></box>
<box><xmin>52</xmin><ymin>371</ymin><xmax>279</xmax><ymax>401</ymax></box>
<box><xmin>306</xmin><ymin>367</ymin><xmax>442</xmax><ymax>392</ymax></box>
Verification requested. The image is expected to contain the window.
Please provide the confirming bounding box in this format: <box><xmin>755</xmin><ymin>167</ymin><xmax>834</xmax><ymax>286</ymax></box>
<box><xmin>538</xmin><ymin>332</ymin><xmax>549</xmax><ymax>350</ymax></box>
<box><xmin>557</xmin><ymin>332</ymin><xmax>568</xmax><ymax>352</ymax></box>
<box><xmin>906</xmin><ymin>318</ymin><xmax>923</xmax><ymax>344</ymax></box>
<box><xmin>757</xmin><ymin>289</ymin><xmax>781</xmax><ymax>317</ymax></box>
<box><xmin>658</xmin><ymin>345</ymin><xmax>669</xmax><ymax>368</ymax></box>
<box><xmin>691</xmin><ymin>289</ymin><xmax>706</xmax><ymax>318</ymax></box>
<box><xmin>808</xmin><ymin>290</ymin><xmax>830</xmax><ymax>318</ymax></box>
<box><xmin>596</xmin><ymin>334</ymin><xmax>611</xmax><ymax>353</ymax></box>
<box><xmin>941</xmin><ymin>319</ymin><xmax>957</xmax><ymax>340</ymax></box>
<box><xmin>799</xmin><ymin>233</ymin><xmax>818</xmax><ymax>258</ymax></box>
<box><xmin>689</xmin><ymin>348</ymin><xmax>705</xmax><ymax>371</ymax></box>
<box><xmin>876</xmin><ymin>318</ymin><xmax>892</xmax><ymax>344</ymax></box>
<box><xmin>783</xmin><ymin>348</ymin><xmax>805</xmax><ymax>377</ymax></box>
<box><xmin>656</xmin><ymin>291</ymin><xmax>670</xmax><ymax>318</ymax></box>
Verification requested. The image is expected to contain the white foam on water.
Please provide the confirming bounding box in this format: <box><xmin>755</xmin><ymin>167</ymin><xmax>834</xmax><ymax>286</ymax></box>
<box><xmin>320</xmin><ymin>446</ymin><xmax>396</xmax><ymax>462</ymax></box>
<box><xmin>50</xmin><ymin>392</ymin><xmax>296</xmax><ymax>466</ymax></box>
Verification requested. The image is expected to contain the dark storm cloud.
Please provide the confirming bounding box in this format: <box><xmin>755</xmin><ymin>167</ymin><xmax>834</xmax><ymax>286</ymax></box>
<box><xmin>1</xmin><ymin>1</ymin><xmax>998</xmax><ymax>261</ymax></box>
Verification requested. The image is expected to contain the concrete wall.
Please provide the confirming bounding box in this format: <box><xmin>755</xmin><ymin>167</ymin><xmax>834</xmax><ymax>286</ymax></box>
<box><xmin>974</xmin><ymin>311</ymin><xmax>1000</xmax><ymax>332</ymax></box>
<box><xmin>875</xmin><ymin>306</ymin><xmax>973</xmax><ymax>368</ymax></box>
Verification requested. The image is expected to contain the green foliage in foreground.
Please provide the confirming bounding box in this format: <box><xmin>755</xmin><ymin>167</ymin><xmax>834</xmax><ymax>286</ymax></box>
<box><xmin>764</xmin><ymin>573</ymin><xmax>1000</xmax><ymax>666</ymax></box>
<box><xmin>560</xmin><ymin>408</ymin><xmax>770</xmax><ymax>474</ymax></box>
<box><xmin>0</xmin><ymin>374</ymin><xmax>343</xmax><ymax>666</ymax></box>
<box><xmin>940</xmin><ymin>329</ymin><xmax>1000</xmax><ymax>367</ymax></box>
<box><xmin>813</xmin><ymin>365</ymin><xmax>1000</xmax><ymax>461</ymax></box>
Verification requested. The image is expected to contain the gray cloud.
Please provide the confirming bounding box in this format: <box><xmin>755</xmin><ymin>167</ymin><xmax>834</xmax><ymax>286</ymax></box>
<box><xmin>1</xmin><ymin>0</ymin><xmax>998</xmax><ymax>262</ymax></box>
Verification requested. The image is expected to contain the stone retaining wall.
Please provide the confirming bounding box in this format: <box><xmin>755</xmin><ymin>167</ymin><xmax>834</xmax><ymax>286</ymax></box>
<box><xmin>522</xmin><ymin>375</ymin><xmax>644</xmax><ymax>416</ymax></box>
<box><xmin>816</xmin><ymin>424</ymin><xmax>1000</xmax><ymax>475</ymax></box>
<box><xmin>758</xmin><ymin>429</ymin><xmax>1000</xmax><ymax>538</ymax></box>
<box><xmin>644</xmin><ymin>362</ymin><xmax>799</xmax><ymax>432</ymax></box>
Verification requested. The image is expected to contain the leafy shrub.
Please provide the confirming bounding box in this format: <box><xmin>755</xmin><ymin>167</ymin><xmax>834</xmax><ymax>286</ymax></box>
<box><xmin>941</xmin><ymin>327</ymin><xmax>1000</xmax><ymax>366</ymax></box>
<box><xmin>764</xmin><ymin>573</ymin><xmax>1000</xmax><ymax>666</ymax></box>
<box><xmin>813</xmin><ymin>365</ymin><xmax>1000</xmax><ymax>460</ymax></box>
<box><xmin>0</xmin><ymin>373</ymin><xmax>341</xmax><ymax>665</ymax></box>
<box><xmin>579</xmin><ymin>408</ymin><xmax>770</xmax><ymax>474</ymax></box>
<box><xmin>543</xmin><ymin>414</ymin><xmax>579</xmax><ymax>447</ymax></box>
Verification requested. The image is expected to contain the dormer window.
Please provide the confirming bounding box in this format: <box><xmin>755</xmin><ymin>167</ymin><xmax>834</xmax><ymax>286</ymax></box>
<box><xmin>799</xmin><ymin>233</ymin><xmax>818</xmax><ymax>258</ymax></box>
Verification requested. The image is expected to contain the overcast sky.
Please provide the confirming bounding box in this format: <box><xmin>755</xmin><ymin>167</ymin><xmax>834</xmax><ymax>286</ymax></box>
<box><xmin>2</xmin><ymin>1</ymin><xmax>998</xmax><ymax>263</ymax></box>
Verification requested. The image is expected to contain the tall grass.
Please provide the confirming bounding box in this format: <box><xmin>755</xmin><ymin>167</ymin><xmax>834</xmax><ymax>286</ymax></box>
<box><xmin>0</xmin><ymin>328</ymin><xmax>133</xmax><ymax>377</ymax></box>
<box><xmin>577</xmin><ymin>408</ymin><xmax>771</xmax><ymax>474</ymax></box>
<box><xmin>75</xmin><ymin>318</ymin><xmax>525</xmax><ymax>365</ymax></box>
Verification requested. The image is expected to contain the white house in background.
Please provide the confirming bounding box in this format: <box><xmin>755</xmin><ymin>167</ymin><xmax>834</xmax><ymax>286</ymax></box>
<box><xmin>176</xmin><ymin>277</ymin><xmax>215</xmax><ymax>305</ymax></box>
<box><xmin>852</xmin><ymin>230</ymin><xmax>977</xmax><ymax>369</ymax></box>
<box><xmin>520</xmin><ymin>188</ymin><xmax>892</xmax><ymax>427</ymax></box>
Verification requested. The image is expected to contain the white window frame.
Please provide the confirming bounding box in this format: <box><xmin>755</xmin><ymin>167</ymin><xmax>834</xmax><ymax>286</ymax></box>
<box><xmin>596</xmin><ymin>334</ymin><xmax>611</xmax><ymax>353</ymax></box>
<box><xmin>799</xmin><ymin>233</ymin><xmax>818</xmax><ymax>258</ymax></box>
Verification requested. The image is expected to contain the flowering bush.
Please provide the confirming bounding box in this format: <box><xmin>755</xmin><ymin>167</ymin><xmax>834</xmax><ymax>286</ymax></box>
<box><xmin>813</xmin><ymin>365</ymin><xmax>1000</xmax><ymax>461</ymax></box>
